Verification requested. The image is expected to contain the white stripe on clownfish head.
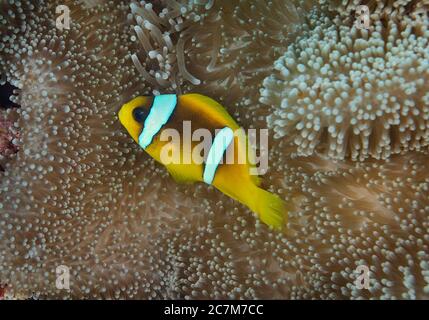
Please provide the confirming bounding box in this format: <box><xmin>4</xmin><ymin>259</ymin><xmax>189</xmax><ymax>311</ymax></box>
<box><xmin>139</xmin><ymin>94</ymin><xmax>177</xmax><ymax>149</ymax></box>
<box><xmin>203</xmin><ymin>127</ymin><xmax>234</xmax><ymax>185</ymax></box>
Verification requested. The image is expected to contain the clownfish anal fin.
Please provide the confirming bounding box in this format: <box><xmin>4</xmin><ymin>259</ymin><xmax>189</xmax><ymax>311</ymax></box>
<box><xmin>165</xmin><ymin>164</ymin><xmax>199</xmax><ymax>184</ymax></box>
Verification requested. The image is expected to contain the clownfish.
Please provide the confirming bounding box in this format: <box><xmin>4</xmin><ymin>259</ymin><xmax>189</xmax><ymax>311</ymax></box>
<box><xmin>118</xmin><ymin>94</ymin><xmax>287</xmax><ymax>230</ymax></box>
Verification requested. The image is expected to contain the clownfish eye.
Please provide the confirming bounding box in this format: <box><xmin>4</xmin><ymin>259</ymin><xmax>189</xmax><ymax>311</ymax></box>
<box><xmin>133</xmin><ymin>107</ymin><xmax>146</xmax><ymax>123</ymax></box>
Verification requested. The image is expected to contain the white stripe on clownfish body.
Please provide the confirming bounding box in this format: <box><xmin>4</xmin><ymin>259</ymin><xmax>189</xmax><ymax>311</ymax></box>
<box><xmin>139</xmin><ymin>94</ymin><xmax>177</xmax><ymax>149</ymax></box>
<box><xmin>203</xmin><ymin>127</ymin><xmax>234</xmax><ymax>185</ymax></box>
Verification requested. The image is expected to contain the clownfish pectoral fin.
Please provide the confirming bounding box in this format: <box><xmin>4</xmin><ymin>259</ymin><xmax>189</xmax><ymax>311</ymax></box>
<box><xmin>165</xmin><ymin>164</ymin><xmax>199</xmax><ymax>184</ymax></box>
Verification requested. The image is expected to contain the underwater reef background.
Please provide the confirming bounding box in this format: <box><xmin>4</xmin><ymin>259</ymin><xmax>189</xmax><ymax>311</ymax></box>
<box><xmin>0</xmin><ymin>0</ymin><xmax>429</xmax><ymax>299</ymax></box>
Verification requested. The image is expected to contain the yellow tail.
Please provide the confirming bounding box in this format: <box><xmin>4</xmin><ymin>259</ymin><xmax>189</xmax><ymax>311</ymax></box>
<box><xmin>214</xmin><ymin>177</ymin><xmax>287</xmax><ymax>230</ymax></box>
<box><xmin>251</xmin><ymin>186</ymin><xmax>287</xmax><ymax>230</ymax></box>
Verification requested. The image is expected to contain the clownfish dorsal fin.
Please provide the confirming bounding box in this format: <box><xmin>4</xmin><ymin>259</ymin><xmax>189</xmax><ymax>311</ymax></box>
<box><xmin>179</xmin><ymin>94</ymin><xmax>239</xmax><ymax>130</ymax></box>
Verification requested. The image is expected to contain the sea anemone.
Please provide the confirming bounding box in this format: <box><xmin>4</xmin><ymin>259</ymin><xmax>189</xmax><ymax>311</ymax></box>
<box><xmin>183</xmin><ymin>0</ymin><xmax>321</xmax><ymax>126</ymax></box>
<box><xmin>0</xmin><ymin>0</ymin><xmax>428</xmax><ymax>300</ymax></box>
<box><xmin>129</xmin><ymin>0</ymin><xmax>319</xmax><ymax>121</ymax></box>
<box><xmin>129</xmin><ymin>0</ymin><xmax>204</xmax><ymax>94</ymax></box>
<box><xmin>0</xmin><ymin>111</ymin><xmax>19</xmax><ymax>169</ymax></box>
<box><xmin>260</xmin><ymin>6</ymin><xmax>429</xmax><ymax>160</ymax></box>
<box><xmin>0</xmin><ymin>0</ymin><xmax>148</xmax><ymax>297</ymax></box>
<box><xmin>268</xmin><ymin>141</ymin><xmax>429</xmax><ymax>299</ymax></box>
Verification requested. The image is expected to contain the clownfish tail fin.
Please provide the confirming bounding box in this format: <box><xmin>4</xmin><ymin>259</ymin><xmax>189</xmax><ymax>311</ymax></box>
<box><xmin>252</xmin><ymin>187</ymin><xmax>287</xmax><ymax>230</ymax></box>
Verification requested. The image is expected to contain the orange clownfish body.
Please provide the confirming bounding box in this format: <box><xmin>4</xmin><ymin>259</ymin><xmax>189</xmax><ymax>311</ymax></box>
<box><xmin>118</xmin><ymin>93</ymin><xmax>287</xmax><ymax>230</ymax></box>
